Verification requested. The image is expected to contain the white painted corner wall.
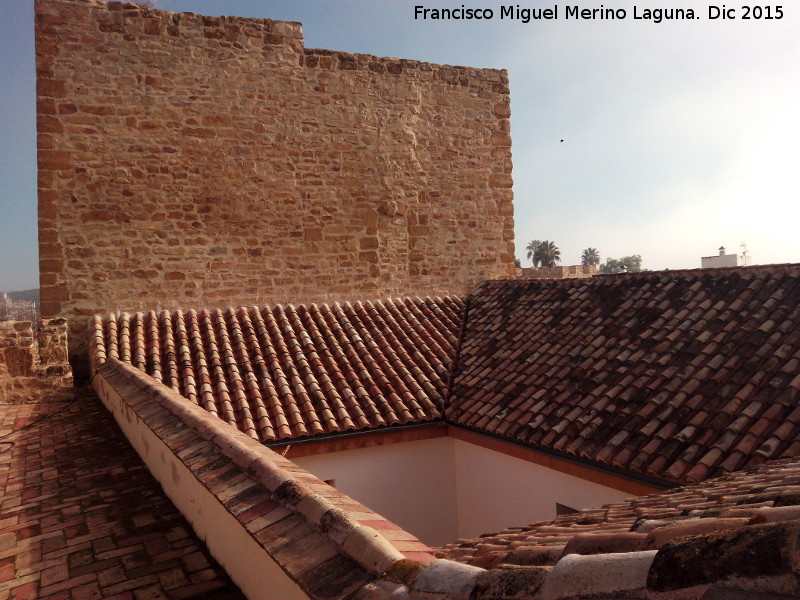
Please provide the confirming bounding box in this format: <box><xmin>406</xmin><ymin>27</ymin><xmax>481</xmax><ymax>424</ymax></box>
<box><xmin>294</xmin><ymin>437</ymin><xmax>458</xmax><ymax>546</ymax></box>
<box><xmin>294</xmin><ymin>437</ymin><xmax>631</xmax><ymax>546</ymax></box>
<box><xmin>452</xmin><ymin>439</ymin><xmax>630</xmax><ymax>539</ymax></box>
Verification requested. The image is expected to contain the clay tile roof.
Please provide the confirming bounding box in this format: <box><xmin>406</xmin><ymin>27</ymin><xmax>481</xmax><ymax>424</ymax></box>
<box><xmin>91</xmin><ymin>297</ymin><xmax>463</xmax><ymax>442</ymax></box>
<box><xmin>91</xmin><ymin>264</ymin><xmax>800</xmax><ymax>486</ymax></box>
<box><xmin>449</xmin><ymin>264</ymin><xmax>800</xmax><ymax>485</ymax></box>
<box><xmin>434</xmin><ymin>455</ymin><xmax>800</xmax><ymax>570</ymax></box>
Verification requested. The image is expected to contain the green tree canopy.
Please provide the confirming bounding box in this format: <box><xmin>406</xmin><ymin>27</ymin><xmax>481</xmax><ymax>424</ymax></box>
<box><xmin>598</xmin><ymin>255</ymin><xmax>643</xmax><ymax>274</ymax></box>
<box><xmin>536</xmin><ymin>241</ymin><xmax>561</xmax><ymax>268</ymax></box>
<box><xmin>581</xmin><ymin>247</ymin><xmax>600</xmax><ymax>267</ymax></box>
<box><xmin>525</xmin><ymin>240</ymin><xmax>542</xmax><ymax>266</ymax></box>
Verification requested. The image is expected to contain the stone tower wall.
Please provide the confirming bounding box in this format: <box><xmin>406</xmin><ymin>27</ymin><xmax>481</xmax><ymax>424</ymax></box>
<box><xmin>35</xmin><ymin>0</ymin><xmax>515</xmax><ymax>373</ymax></box>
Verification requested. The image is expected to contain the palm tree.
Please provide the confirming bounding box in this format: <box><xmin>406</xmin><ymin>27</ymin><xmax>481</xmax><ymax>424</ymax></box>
<box><xmin>581</xmin><ymin>247</ymin><xmax>600</xmax><ymax>267</ymax></box>
<box><xmin>535</xmin><ymin>241</ymin><xmax>561</xmax><ymax>268</ymax></box>
<box><xmin>525</xmin><ymin>240</ymin><xmax>542</xmax><ymax>266</ymax></box>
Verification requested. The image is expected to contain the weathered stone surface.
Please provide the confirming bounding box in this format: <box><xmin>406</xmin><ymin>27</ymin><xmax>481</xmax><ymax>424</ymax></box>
<box><xmin>410</xmin><ymin>560</ymin><xmax>484</xmax><ymax>598</ymax></box>
<box><xmin>504</xmin><ymin>545</ymin><xmax>565</xmax><ymax>567</ymax></box>
<box><xmin>35</xmin><ymin>0</ymin><xmax>515</xmax><ymax>375</ymax></box>
<box><xmin>560</xmin><ymin>532</ymin><xmax>649</xmax><ymax>557</ymax></box>
<box><xmin>0</xmin><ymin>319</ymin><xmax>73</xmax><ymax>402</ymax></box>
<box><xmin>645</xmin><ymin>518</ymin><xmax>752</xmax><ymax>549</ymax></box>
<box><xmin>297</xmin><ymin>554</ymin><xmax>371</xmax><ymax>600</ymax></box>
<box><xmin>538</xmin><ymin>551</ymin><xmax>657</xmax><ymax>600</ymax></box>
<box><xmin>473</xmin><ymin>565</ymin><xmax>551</xmax><ymax>599</ymax></box>
<box><xmin>648</xmin><ymin>522</ymin><xmax>800</xmax><ymax>592</ymax></box>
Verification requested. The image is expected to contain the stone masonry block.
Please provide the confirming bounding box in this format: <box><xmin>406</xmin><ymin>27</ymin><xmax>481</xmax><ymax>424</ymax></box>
<box><xmin>35</xmin><ymin>0</ymin><xmax>514</xmax><ymax>374</ymax></box>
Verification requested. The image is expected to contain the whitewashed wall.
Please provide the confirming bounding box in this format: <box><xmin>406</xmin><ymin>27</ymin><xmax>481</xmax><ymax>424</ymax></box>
<box><xmin>295</xmin><ymin>436</ymin><xmax>632</xmax><ymax>546</ymax></box>
<box><xmin>452</xmin><ymin>439</ymin><xmax>630</xmax><ymax>539</ymax></box>
<box><xmin>294</xmin><ymin>437</ymin><xmax>459</xmax><ymax>546</ymax></box>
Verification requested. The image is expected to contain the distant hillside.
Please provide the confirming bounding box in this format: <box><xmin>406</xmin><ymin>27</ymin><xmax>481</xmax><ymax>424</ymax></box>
<box><xmin>1</xmin><ymin>289</ymin><xmax>40</xmax><ymax>303</ymax></box>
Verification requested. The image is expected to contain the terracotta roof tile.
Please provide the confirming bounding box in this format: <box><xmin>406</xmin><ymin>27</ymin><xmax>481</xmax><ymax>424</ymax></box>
<box><xmin>90</xmin><ymin>264</ymin><xmax>800</xmax><ymax>487</ymax></box>
<box><xmin>0</xmin><ymin>390</ymin><xmax>244</xmax><ymax>600</ymax></box>
<box><xmin>91</xmin><ymin>297</ymin><xmax>462</xmax><ymax>442</ymax></box>
<box><xmin>449</xmin><ymin>265</ymin><xmax>800</xmax><ymax>484</ymax></box>
<box><xmin>436</xmin><ymin>456</ymin><xmax>800</xmax><ymax>571</ymax></box>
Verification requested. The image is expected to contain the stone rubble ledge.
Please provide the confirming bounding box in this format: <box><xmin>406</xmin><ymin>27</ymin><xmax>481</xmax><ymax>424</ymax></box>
<box><xmin>0</xmin><ymin>318</ymin><xmax>72</xmax><ymax>403</ymax></box>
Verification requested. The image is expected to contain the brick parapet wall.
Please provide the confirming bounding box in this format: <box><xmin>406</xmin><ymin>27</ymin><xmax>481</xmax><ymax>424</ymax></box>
<box><xmin>35</xmin><ymin>0</ymin><xmax>515</xmax><ymax>374</ymax></box>
<box><xmin>517</xmin><ymin>265</ymin><xmax>597</xmax><ymax>280</ymax></box>
<box><xmin>93</xmin><ymin>357</ymin><xmax>450</xmax><ymax>600</ymax></box>
<box><xmin>0</xmin><ymin>322</ymin><xmax>36</xmax><ymax>380</ymax></box>
<box><xmin>0</xmin><ymin>319</ymin><xmax>73</xmax><ymax>402</ymax></box>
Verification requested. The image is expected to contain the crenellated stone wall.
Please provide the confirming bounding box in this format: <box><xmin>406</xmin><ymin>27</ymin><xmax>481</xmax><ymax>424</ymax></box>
<box><xmin>0</xmin><ymin>319</ymin><xmax>73</xmax><ymax>402</ymax></box>
<box><xmin>517</xmin><ymin>265</ymin><xmax>597</xmax><ymax>280</ymax></box>
<box><xmin>35</xmin><ymin>0</ymin><xmax>515</xmax><ymax>374</ymax></box>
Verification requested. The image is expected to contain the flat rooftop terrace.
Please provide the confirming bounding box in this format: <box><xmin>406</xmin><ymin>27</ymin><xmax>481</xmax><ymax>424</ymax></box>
<box><xmin>0</xmin><ymin>387</ymin><xmax>244</xmax><ymax>600</ymax></box>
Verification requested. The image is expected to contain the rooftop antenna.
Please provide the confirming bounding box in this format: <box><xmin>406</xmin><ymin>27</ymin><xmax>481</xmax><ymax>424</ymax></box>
<box><xmin>740</xmin><ymin>242</ymin><xmax>749</xmax><ymax>266</ymax></box>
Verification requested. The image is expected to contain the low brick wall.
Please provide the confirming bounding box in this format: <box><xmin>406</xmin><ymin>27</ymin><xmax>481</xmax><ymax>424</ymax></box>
<box><xmin>0</xmin><ymin>319</ymin><xmax>72</xmax><ymax>402</ymax></box>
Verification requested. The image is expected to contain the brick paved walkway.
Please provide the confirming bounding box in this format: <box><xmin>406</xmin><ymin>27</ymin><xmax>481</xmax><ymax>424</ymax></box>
<box><xmin>0</xmin><ymin>386</ymin><xmax>245</xmax><ymax>600</ymax></box>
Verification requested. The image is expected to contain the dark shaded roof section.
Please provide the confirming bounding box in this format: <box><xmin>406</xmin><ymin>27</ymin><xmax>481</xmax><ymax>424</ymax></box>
<box><xmin>436</xmin><ymin>455</ymin><xmax>800</xmax><ymax>570</ymax></box>
<box><xmin>91</xmin><ymin>297</ymin><xmax>464</xmax><ymax>442</ymax></box>
<box><xmin>449</xmin><ymin>265</ymin><xmax>800</xmax><ymax>485</ymax></box>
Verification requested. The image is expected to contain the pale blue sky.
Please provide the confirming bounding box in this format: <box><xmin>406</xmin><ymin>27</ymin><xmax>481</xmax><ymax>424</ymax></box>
<box><xmin>1</xmin><ymin>0</ymin><xmax>798</xmax><ymax>290</ymax></box>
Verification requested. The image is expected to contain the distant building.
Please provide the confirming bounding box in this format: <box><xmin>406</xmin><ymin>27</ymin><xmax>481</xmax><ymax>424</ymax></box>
<box><xmin>0</xmin><ymin>293</ymin><xmax>38</xmax><ymax>322</ymax></box>
<box><xmin>701</xmin><ymin>245</ymin><xmax>749</xmax><ymax>268</ymax></box>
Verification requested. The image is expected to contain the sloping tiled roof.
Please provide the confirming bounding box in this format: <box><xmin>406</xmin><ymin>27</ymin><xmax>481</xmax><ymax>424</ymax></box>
<box><xmin>83</xmin><ymin>266</ymin><xmax>800</xmax><ymax>598</ymax></box>
<box><xmin>94</xmin><ymin>358</ymin><xmax>439</xmax><ymax>600</ymax></box>
<box><xmin>90</xmin><ymin>297</ymin><xmax>463</xmax><ymax>442</ymax></box>
<box><xmin>91</xmin><ymin>353</ymin><xmax>800</xmax><ymax>599</ymax></box>
<box><xmin>436</xmin><ymin>455</ymin><xmax>800</xmax><ymax>571</ymax></box>
<box><xmin>97</xmin><ymin>350</ymin><xmax>800</xmax><ymax>599</ymax></box>
<box><xmin>449</xmin><ymin>265</ymin><xmax>800</xmax><ymax>485</ymax></box>
<box><xmin>90</xmin><ymin>264</ymin><xmax>800</xmax><ymax>487</ymax></box>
